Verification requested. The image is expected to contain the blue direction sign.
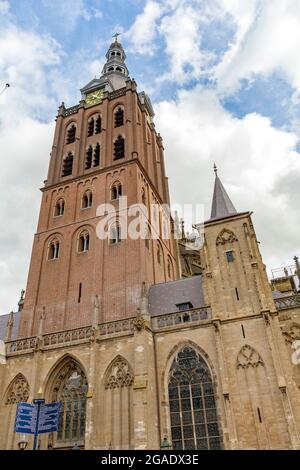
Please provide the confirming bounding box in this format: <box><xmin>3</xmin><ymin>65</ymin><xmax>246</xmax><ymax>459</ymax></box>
<box><xmin>15</xmin><ymin>403</ymin><xmax>37</xmax><ymax>434</ymax></box>
<box><xmin>38</xmin><ymin>402</ymin><xmax>61</xmax><ymax>434</ymax></box>
<box><xmin>14</xmin><ymin>401</ymin><xmax>61</xmax><ymax>435</ymax></box>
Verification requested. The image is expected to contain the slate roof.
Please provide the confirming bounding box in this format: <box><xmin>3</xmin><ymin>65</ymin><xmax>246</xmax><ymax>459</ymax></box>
<box><xmin>0</xmin><ymin>311</ymin><xmax>20</xmax><ymax>341</ymax></box>
<box><xmin>210</xmin><ymin>173</ymin><xmax>237</xmax><ymax>221</ymax></box>
<box><xmin>148</xmin><ymin>276</ymin><xmax>205</xmax><ymax>316</ymax></box>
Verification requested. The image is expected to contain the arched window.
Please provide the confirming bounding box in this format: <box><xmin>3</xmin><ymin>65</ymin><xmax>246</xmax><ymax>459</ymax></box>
<box><xmin>111</xmin><ymin>181</ymin><xmax>122</xmax><ymax>200</ymax></box>
<box><xmin>78</xmin><ymin>230</ymin><xmax>90</xmax><ymax>253</ymax></box>
<box><xmin>167</xmin><ymin>258</ymin><xmax>173</xmax><ymax>278</ymax></box>
<box><xmin>5</xmin><ymin>373</ymin><xmax>29</xmax><ymax>405</ymax></box>
<box><xmin>168</xmin><ymin>346</ymin><xmax>221</xmax><ymax>450</ymax></box>
<box><xmin>81</xmin><ymin>191</ymin><xmax>93</xmax><ymax>209</ymax></box>
<box><xmin>110</xmin><ymin>222</ymin><xmax>121</xmax><ymax>244</ymax></box>
<box><xmin>145</xmin><ymin>225</ymin><xmax>151</xmax><ymax>249</ymax></box>
<box><xmin>87</xmin><ymin>117</ymin><xmax>94</xmax><ymax>137</ymax></box>
<box><xmin>48</xmin><ymin>239</ymin><xmax>60</xmax><ymax>260</ymax></box>
<box><xmin>66</xmin><ymin>124</ymin><xmax>76</xmax><ymax>144</ymax></box>
<box><xmin>116</xmin><ymin>67</ymin><xmax>122</xmax><ymax>72</ymax></box>
<box><xmin>93</xmin><ymin>143</ymin><xmax>100</xmax><ymax>167</ymax></box>
<box><xmin>54</xmin><ymin>199</ymin><xmax>65</xmax><ymax>217</ymax></box>
<box><xmin>113</xmin><ymin>135</ymin><xmax>125</xmax><ymax>160</ymax></box>
<box><xmin>141</xmin><ymin>187</ymin><xmax>145</xmax><ymax>205</ymax></box>
<box><xmin>51</xmin><ymin>359</ymin><xmax>88</xmax><ymax>446</ymax></box>
<box><xmin>114</xmin><ymin>107</ymin><xmax>124</xmax><ymax>127</ymax></box>
<box><xmin>157</xmin><ymin>243</ymin><xmax>162</xmax><ymax>264</ymax></box>
<box><xmin>85</xmin><ymin>145</ymin><xmax>93</xmax><ymax>169</ymax></box>
<box><xmin>62</xmin><ymin>152</ymin><xmax>73</xmax><ymax>177</ymax></box>
<box><xmin>108</xmin><ymin>66</ymin><xmax>114</xmax><ymax>72</ymax></box>
<box><xmin>95</xmin><ymin>115</ymin><xmax>101</xmax><ymax>134</ymax></box>
<box><xmin>104</xmin><ymin>356</ymin><xmax>134</xmax><ymax>448</ymax></box>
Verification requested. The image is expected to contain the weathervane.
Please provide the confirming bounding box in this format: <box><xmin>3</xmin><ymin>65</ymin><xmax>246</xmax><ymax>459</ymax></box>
<box><xmin>113</xmin><ymin>32</ymin><xmax>120</xmax><ymax>42</ymax></box>
<box><xmin>213</xmin><ymin>162</ymin><xmax>218</xmax><ymax>176</ymax></box>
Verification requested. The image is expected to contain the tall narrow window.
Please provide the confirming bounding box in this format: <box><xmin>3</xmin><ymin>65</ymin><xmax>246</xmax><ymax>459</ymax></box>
<box><xmin>141</xmin><ymin>188</ymin><xmax>146</xmax><ymax>206</ymax></box>
<box><xmin>52</xmin><ymin>360</ymin><xmax>88</xmax><ymax>446</ymax></box>
<box><xmin>111</xmin><ymin>182</ymin><xmax>122</xmax><ymax>200</ymax></box>
<box><xmin>78</xmin><ymin>283</ymin><xmax>82</xmax><ymax>303</ymax></box>
<box><xmin>48</xmin><ymin>239</ymin><xmax>60</xmax><ymax>260</ymax></box>
<box><xmin>168</xmin><ymin>346</ymin><xmax>221</xmax><ymax>450</ymax></box>
<box><xmin>85</xmin><ymin>145</ymin><xmax>93</xmax><ymax>169</ymax></box>
<box><xmin>110</xmin><ymin>223</ymin><xmax>121</xmax><ymax>244</ymax></box>
<box><xmin>81</xmin><ymin>191</ymin><xmax>93</xmax><ymax>209</ymax></box>
<box><xmin>157</xmin><ymin>244</ymin><xmax>161</xmax><ymax>264</ymax></box>
<box><xmin>54</xmin><ymin>199</ymin><xmax>65</xmax><ymax>217</ymax></box>
<box><xmin>114</xmin><ymin>107</ymin><xmax>124</xmax><ymax>127</ymax></box>
<box><xmin>66</xmin><ymin>124</ymin><xmax>76</xmax><ymax>144</ymax></box>
<box><xmin>78</xmin><ymin>231</ymin><xmax>90</xmax><ymax>252</ymax></box>
<box><xmin>93</xmin><ymin>143</ymin><xmax>100</xmax><ymax>167</ymax></box>
<box><xmin>88</xmin><ymin>117</ymin><xmax>94</xmax><ymax>137</ymax></box>
<box><xmin>226</xmin><ymin>251</ymin><xmax>234</xmax><ymax>262</ymax></box>
<box><xmin>62</xmin><ymin>152</ymin><xmax>73</xmax><ymax>177</ymax></box>
<box><xmin>113</xmin><ymin>135</ymin><xmax>125</xmax><ymax>160</ymax></box>
<box><xmin>95</xmin><ymin>115</ymin><xmax>101</xmax><ymax>134</ymax></box>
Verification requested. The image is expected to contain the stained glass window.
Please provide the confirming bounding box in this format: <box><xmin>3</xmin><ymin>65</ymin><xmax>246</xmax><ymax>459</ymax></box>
<box><xmin>168</xmin><ymin>346</ymin><xmax>221</xmax><ymax>450</ymax></box>
<box><xmin>52</xmin><ymin>361</ymin><xmax>88</xmax><ymax>445</ymax></box>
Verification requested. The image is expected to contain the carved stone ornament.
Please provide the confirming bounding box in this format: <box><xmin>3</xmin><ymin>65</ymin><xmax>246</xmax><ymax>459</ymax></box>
<box><xmin>133</xmin><ymin>308</ymin><xmax>146</xmax><ymax>332</ymax></box>
<box><xmin>216</xmin><ymin>228</ymin><xmax>238</xmax><ymax>246</ymax></box>
<box><xmin>236</xmin><ymin>345</ymin><xmax>264</xmax><ymax>369</ymax></box>
<box><xmin>283</xmin><ymin>323</ymin><xmax>300</xmax><ymax>344</ymax></box>
<box><xmin>5</xmin><ymin>373</ymin><xmax>29</xmax><ymax>404</ymax></box>
<box><xmin>105</xmin><ymin>357</ymin><xmax>134</xmax><ymax>389</ymax></box>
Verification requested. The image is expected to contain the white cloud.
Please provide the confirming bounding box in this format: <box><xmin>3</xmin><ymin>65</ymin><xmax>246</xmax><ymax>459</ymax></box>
<box><xmin>0</xmin><ymin>0</ymin><xmax>10</xmax><ymax>14</ymax></box>
<box><xmin>0</xmin><ymin>23</ymin><xmax>61</xmax><ymax>314</ymax></box>
<box><xmin>215</xmin><ymin>0</ymin><xmax>300</xmax><ymax>93</ymax></box>
<box><xmin>126</xmin><ymin>1</ymin><xmax>164</xmax><ymax>55</ymax></box>
<box><xmin>155</xmin><ymin>85</ymin><xmax>300</xmax><ymax>269</ymax></box>
<box><xmin>41</xmin><ymin>0</ymin><xmax>103</xmax><ymax>31</ymax></box>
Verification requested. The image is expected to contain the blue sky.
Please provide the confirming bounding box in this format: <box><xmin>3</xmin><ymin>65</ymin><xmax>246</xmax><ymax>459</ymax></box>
<box><xmin>0</xmin><ymin>0</ymin><xmax>300</xmax><ymax>313</ymax></box>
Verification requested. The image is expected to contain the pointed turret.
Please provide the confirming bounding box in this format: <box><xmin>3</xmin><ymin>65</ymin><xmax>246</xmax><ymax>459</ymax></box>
<box><xmin>210</xmin><ymin>164</ymin><xmax>237</xmax><ymax>221</ymax></box>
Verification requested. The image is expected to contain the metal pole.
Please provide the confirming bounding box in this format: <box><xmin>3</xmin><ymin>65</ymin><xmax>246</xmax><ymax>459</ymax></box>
<box><xmin>33</xmin><ymin>399</ymin><xmax>45</xmax><ymax>450</ymax></box>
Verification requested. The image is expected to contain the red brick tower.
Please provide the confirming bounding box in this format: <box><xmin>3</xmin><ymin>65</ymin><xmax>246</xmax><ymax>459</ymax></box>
<box><xmin>18</xmin><ymin>38</ymin><xmax>178</xmax><ymax>337</ymax></box>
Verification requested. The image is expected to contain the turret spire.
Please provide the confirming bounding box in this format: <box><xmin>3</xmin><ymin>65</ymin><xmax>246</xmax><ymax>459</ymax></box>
<box><xmin>210</xmin><ymin>165</ymin><xmax>237</xmax><ymax>220</ymax></box>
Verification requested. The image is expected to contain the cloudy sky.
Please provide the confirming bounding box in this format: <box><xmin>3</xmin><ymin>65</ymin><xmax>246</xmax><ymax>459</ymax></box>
<box><xmin>0</xmin><ymin>0</ymin><xmax>299</xmax><ymax>314</ymax></box>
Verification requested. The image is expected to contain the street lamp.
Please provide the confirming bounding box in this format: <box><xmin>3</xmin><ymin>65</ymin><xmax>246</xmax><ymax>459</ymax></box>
<box><xmin>18</xmin><ymin>439</ymin><xmax>28</xmax><ymax>450</ymax></box>
<box><xmin>160</xmin><ymin>436</ymin><xmax>172</xmax><ymax>450</ymax></box>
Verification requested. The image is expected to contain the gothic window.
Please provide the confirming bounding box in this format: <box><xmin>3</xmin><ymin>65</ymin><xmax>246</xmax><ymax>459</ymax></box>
<box><xmin>88</xmin><ymin>117</ymin><xmax>94</xmax><ymax>137</ymax></box>
<box><xmin>66</xmin><ymin>124</ymin><xmax>76</xmax><ymax>144</ymax></box>
<box><xmin>62</xmin><ymin>152</ymin><xmax>73</xmax><ymax>177</ymax></box>
<box><xmin>93</xmin><ymin>143</ymin><xmax>100</xmax><ymax>167</ymax></box>
<box><xmin>48</xmin><ymin>239</ymin><xmax>60</xmax><ymax>260</ymax></box>
<box><xmin>54</xmin><ymin>199</ymin><xmax>65</xmax><ymax>217</ymax></box>
<box><xmin>110</xmin><ymin>222</ymin><xmax>121</xmax><ymax>244</ymax></box>
<box><xmin>85</xmin><ymin>145</ymin><xmax>93</xmax><ymax>169</ymax></box>
<box><xmin>168</xmin><ymin>346</ymin><xmax>221</xmax><ymax>450</ymax></box>
<box><xmin>226</xmin><ymin>250</ymin><xmax>234</xmax><ymax>262</ymax></box>
<box><xmin>81</xmin><ymin>191</ymin><xmax>93</xmax><ymax>209</ymax></box>
<box><xmin>78</xmin><ymin>231</ymin><xmax>90</xmax><ymax>253</ymax></box>
<box><xmin>5</xmin><ymin>373</ymin><xmax>29</xmax><ymax>405</ymax></box>
<box><xmin>95</xmin><ymin>115</ymin><xmax>101</xmax><ymax>134</ymax></box>
<box><xmin>104</xmin><ymin>356</ymin><xmax>133</xmax><ymax>449</ymax></box>
<box><xmin>114</xmin><ymin>107</ymin><xmax>124</xmax><ymax>127</ymax></box>
<box><xmin>113</xmin><ymin>135</ymin><xmax>125</xmax><ymax>159</ymax></box>
<box><xmin>51</xmin><ymin>360</ymin><xmax>88</xmax><ymax>445</ymax></box>
<box><xmin>111</xmin><ymin>182</ymin><xmax>122</xmax><ymax>200</ymax></box>
<box><xmin>105</xmin><ymin>356</ymin><xmax>134</xmax><ymax>389</ymax></box>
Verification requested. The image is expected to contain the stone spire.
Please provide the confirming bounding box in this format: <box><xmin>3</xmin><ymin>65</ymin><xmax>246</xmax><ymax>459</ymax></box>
<box><xmin>210</xmin><ymin>164</ymin><xmax>237</xmax><ymax>220</ymax></box>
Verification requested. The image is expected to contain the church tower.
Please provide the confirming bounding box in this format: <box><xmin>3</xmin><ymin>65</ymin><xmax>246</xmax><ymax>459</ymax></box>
<box><xmin>18</xmin><ymin>37</ymin><xmax>178</xmax><ymax>338</ymax></box>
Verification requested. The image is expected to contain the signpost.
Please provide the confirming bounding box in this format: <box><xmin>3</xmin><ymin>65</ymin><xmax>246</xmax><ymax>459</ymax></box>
<box><xmin>15</xmin><ymin>400</ymin><xmax>61</xmax><ymax>450</ymax></box>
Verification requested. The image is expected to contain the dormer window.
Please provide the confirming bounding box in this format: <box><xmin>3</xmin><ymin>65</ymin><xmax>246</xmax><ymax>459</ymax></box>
<box><xmin>176</xmin><ymin>302</ymin><xmax>193</xmax><ymax>311</ymax></box>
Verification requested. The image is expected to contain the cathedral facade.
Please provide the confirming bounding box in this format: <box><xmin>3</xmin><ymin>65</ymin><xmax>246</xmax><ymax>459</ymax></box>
<box><xmin>0</xmin><ymin>38</ymin><xmax>300</xmax><ymax>450</ymax></box>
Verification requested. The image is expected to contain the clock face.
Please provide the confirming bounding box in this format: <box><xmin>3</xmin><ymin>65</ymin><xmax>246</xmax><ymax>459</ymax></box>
<box><xmin>85</xmin><ymin>89</ymin><xmax>104</xmax><ymax>106</ymax></box>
